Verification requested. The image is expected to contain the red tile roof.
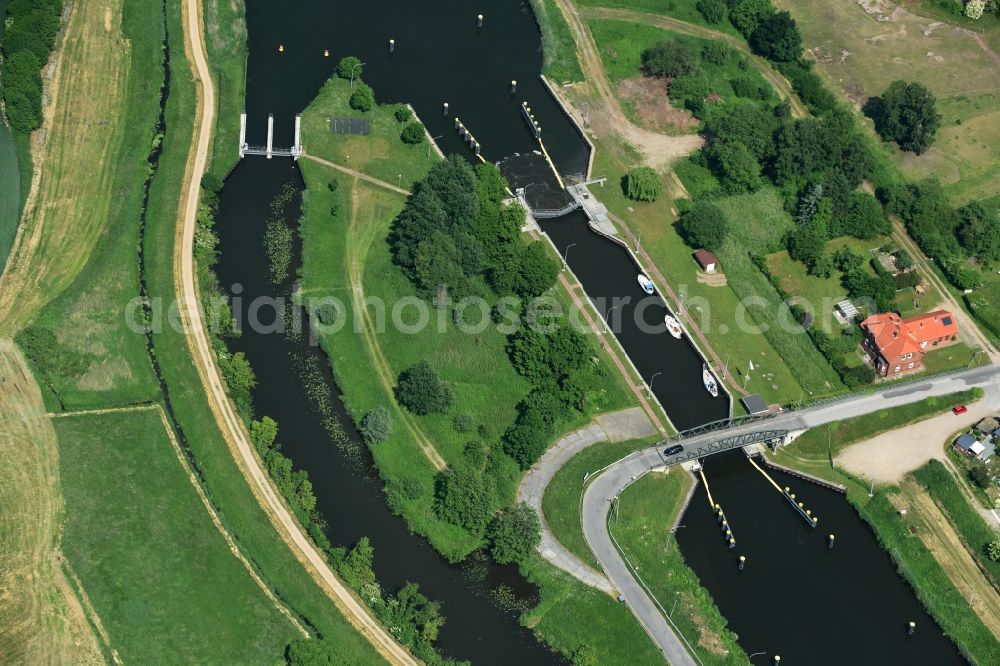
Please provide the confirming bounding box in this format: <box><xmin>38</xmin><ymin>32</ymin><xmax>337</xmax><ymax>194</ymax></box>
<box><xmin>860</xmin><ymin>310</ymin><xmax>958</xmax><ymax>362</ymax></box>
<box><xmin>694</xmin><ymin>249</ymin><xmax>718</xmax><ymax>269</ymax></box>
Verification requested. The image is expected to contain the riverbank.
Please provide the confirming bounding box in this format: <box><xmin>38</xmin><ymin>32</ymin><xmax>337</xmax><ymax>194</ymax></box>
<box><xmin>767</xmin><ymin>388</ymin><xmax>998</xmax><ymax>662</ymax></box>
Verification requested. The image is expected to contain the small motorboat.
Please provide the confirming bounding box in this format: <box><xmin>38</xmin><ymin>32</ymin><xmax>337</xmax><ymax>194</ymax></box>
<box><xmin>664</xmin><ymin>314</ymin><xmax>683</xmax><ymax>339</ymax></box>
<box><xmin>638</xmin><ymin>274</ymin><xmax>655</xmax><ymax>295</ymax></box>
<box><xmin>703</xmin><ymin>364</ymin><xmax>719</xmax><ymax>398</ymax></box>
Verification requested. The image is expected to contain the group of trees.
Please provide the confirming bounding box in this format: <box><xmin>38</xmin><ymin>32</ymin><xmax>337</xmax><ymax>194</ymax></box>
<box><xmin>878</xmin><ymin>178</ymin><xmax>993</xmax><ymax>290</ymax></box>
<box><xmin>503</xmin><ymin>322</ymin><xmax>601</xmax><ymax>469</ymax></box>
<box><xmin>865</xmin><ymin>80</ymin><xmax>941</xmax><ymax>155</ymax></box>
<box><xmin>390</xmin><ymin>155</ymin><xmax>559</xmax><ymax>301</ymax></box>
<box><xmin>1</xmin><ymin>0</ymin><xmax>62</xmax><ymax>133</ymax></box>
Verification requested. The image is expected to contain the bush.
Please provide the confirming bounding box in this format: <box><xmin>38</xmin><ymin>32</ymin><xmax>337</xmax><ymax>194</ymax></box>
<box><xmin>730</xmin><ymin>76</ymin><xmax>769</xmax><ymax>100</ymax></box>
<box><xmin>704</xmin><ymin>140</ymin><xmax>763</xmax><ymax>194</ymax></box>
<box><xmin>729</xmin><ymin>0</ymin><xmax>773</xmax><ymax>37</ymax></box>
<box><xmin>394</xmin><ymin>106</ymin><xmax>413</xmax><ymax>123</ymax></box>
<box><xmin>453</xmin><ymin>412</ymin><xmax>475</xmax><ymax>433</ymax></box>
<box><xmin>487</xmin><ymin>503</ymin><xmax>541</xmax><ymax>564</ymax></box>
<box><xmin>336</xmin><ymin>55</ymin><xmax>363</xmax><ymax>80</ymax></box>
<box><xmin>840</xmin><ymin>363</ymin><xmax>876</xmax><ymax>389</ymax></box>
<box><xmin>987</xmin><ymin>541</ymin><xmax>1000</xmax><ymax>563</ymax></box>
<box><xmin>625</xmin><ymin>166</ymin><xmax>663</xmax><ymax>202</ymax></box>
<box><xmin>349</xmin><ymin>83</ymin><xmax>375</xmax><ymax>112</ymax></box>
<box><xmin>702</xmin><ymin>41</ymin><xmax>731</xmax><ymax>65</ymax></box>
<box><xmin>395</xmin><ymin>361</ymin><xmax>453</xmax><ymax>415</ymax></box>
<box><xmin>434</xmin><ymin>464</ymin><xmax>498</xmax><ymax>533</ymax></box>
<box><xmin>696</xmin><ymin>0</ymin><xmax>727</xmax><ymax>24</ymax></box>
<box><xmin>642</xmin><ymin>39</ymin><xmax>700</xmax><ymax>78</ymax></box>
<box><xmin>286</xmin><ymin>638</ymin><xmax>352</xmax><ymax>665</ymax></box>
<box><xmin>970</xmin><ymin>463</ymin><xmax>991</xmax><ymax>489</ymax></box>
<box><xmin>314</xmin><ymin>302</ymin><xmax>338</xmax><ymax>326</ymax></box>
<box><xmin>360</xmin><ymin>406</ymin><xmax>393</xmax><ymax>445</ymax></box>
<box><xmin>400</xmin><ymin>121</ymin><xmax>425</xmax><ymax>144</ymax></box>
<box><xmin>4</xmin><ymin>90</ymin><xmax>42</xmax><ymax>134</ymax></box>
<box><xmin>678</xmin><ymin>201</ymin><xmax>728</xmax><ymax>250</ymax></box>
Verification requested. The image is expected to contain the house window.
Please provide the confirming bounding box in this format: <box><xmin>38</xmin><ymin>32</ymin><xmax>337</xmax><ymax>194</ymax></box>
<box><xmin>908</xmin><ymin>362</ymin><xmax>915</xmax><ymax>369</ymax></box>
<box><xmin>894</xmin><ymin>365</ymin><xmax>901</xmax><ymax>372</ymax></box>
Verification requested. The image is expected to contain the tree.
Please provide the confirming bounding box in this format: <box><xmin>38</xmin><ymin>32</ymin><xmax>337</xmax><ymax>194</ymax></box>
<box><xmin>702</xmin><ymin>41</ymin><xmax>731</xmax><ymax>65</ymax></box>
<box><xmin>349</xmin><ymin>83</ymin><xmax>375</xmax><ymax>112</ymax></box>
<box><xmin>987</xmin><ymin>541</ymin><xmax>1000</xmax><ymax>563</ymax></box>
<box><xmin>221</xmin><ymin>351</ymin><xmax>256</xmax><ymax>393</ymax></box>
<box><xmin>840</xmin><ymin>363</ymin><xmax>876</xmax><ymax>388</ymax></box>
<box><xmin>642</xmin><ymin>39</ymin><xmax>700</xmax><ymax>78</ymax></box>
<box><xmin>842</xmin><ymin>192</ymin><xmax>890</xmax><ymax>239</ymax></box>
<box><xmin>796</xmin><ymin>184</ymin><xmax>824</xmax><ymax>225</ymax></box>
<box><xmin>393</xmin><ymin>583</ymin><xmax>445</xmax><ymax>643</ymax></box>
<box><xmin>394</xmin><ymin>106</ymin><xmax>413</xmax><ymax>123</ymax></box>
<box><xmin>729</xmin><ymin>0</ymin><xmax>773</xmax><ymax>37</ymax></box>
<box><xmin>788</xmin><ymin>222</ymin><xmax>827</xmax><ymax>268</ymax></box>
<box><xmin>286</xmin><ymin>638</ymin><xmax>351</xmax><ymax>665</ymax></box>
<box><xmin>4</xmin><ymin>90</ymin><xmax>41</xmax><ymax>133</ymax></box>
<box><xmin>572</xmin><ymin>645</ymin><xmax>599</xmax><ymax>666</ymax></box>
<box><xmin>400</xmin><ymin>121</ymin><xmax>425</xmax><ymax>144</ymax></box>
<box><xmin>395</xmin><ymin>361</ymin><xmax>453</xmax><ymax>415</ymax></box>
<box><xmin>958</xmin><ymin>202</ymin><xmax>1000</xmax><ymax>267</ymax></box>
<box><xmin>625</xmin><ymin>166</ymin><xmax>663</xmax><ymax>202</ymax></box>
<box><xmin>678</xmin><ymin>201</ymin><xmax>728</xmax><ymax>250</ymax></box>
<box><xmin>833</xmin><ymin>246</ymin><xmax>864</xmax><ymax>273</ymax></box>
<box><xmin>488</xmin><ymin>503</ymin><xmax>541</xmax><ymax>564</ymax></box>
<box><xmin>336</xmin><ymin>55</ymin><xmax>362</xmax><ymax>80</ymax></box>
<box><xmin>435</xmin><ymin>464</ymin><xmax>497</xmax><ymax>532</ymax></box>
<box><xmin>249</xmin><ymin>416</ymin><xmax>278</xmax><ymax>455</ymax></box>
<box><xmin>704</xmin><ymin>140</ymin><xmax>763</xmax><ymax>194</ymax></box>
<box><xmin>360</xmin><ymin>406</ymin><xmax>393</xmax><ymax>444</ymax></box>
<box><xmin>750</xmin><ymin>11</ymin><xmax>802</xmax><ymax>62</ymax></box>
<box><xmin>513</xmin><ymin>241</ymin><xmax>559</xmax><ymax>299</ymax></box>
<box><xmin>810</xmin><ymin>253</ymin><xmax>834</xmax><ymax>278</ymax></box>
<box><xmin>895</xmin><ymin>248</ymin><xmax>915</xmax><ymax>272</ymax></box>
<box><xmin>965</xmin><ymin>0</ymin><xmax>986</xmax><ymax>18</ymax></box>
<box><xmin>970</xmin><ymin>463</ymin><xmax>991</xmax><ymax>489</ymax></box>
<box><xmin>867</xmin><ymin>80</ymin><xmax>941</xmax><ymax>155</ymax></box>
<box><xmin>697</xmin><ymin>0</ymin><xmax>727</xmax><ymax>24</ymax></box>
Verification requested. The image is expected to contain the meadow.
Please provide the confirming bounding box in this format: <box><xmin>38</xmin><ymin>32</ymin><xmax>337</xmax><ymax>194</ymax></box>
<box><xmin>529</xmin><ymin>0</ymin><xmax>586</xmax><ymax>83</ymax></box>
<box><xmin>54</xmin><ymin>409</ymin><xmax>301</xmax><ymax>662</ymax></box>
<box><xmin>577</xmin><ymin>0</ymin><xmax>742</xmax><ymax>37</ymax></box>
<box><xmin>0</xmin><ymin>125</ymin><xmax>21</xmax><ymax>272</ymax></box>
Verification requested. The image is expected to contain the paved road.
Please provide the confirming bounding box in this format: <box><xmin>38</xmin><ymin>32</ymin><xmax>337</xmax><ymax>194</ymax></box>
<box><xmin>581</xmin><ymin>364</ymin><xmax>1000</xmax><ymax>664</ymax></box>
<box><xmin>178</xmin><ymin>2</ymin><xmax>416</xmax><ymax>663</ymax></box>
<box><xmin>518</xmin><ymin>407</ymin><xmax>657</xmax><ymax>594</ymax></box>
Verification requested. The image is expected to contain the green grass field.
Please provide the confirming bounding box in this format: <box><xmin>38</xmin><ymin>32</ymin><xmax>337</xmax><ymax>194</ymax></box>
<box><xmin>914</xmin><ymin>459</ymin><xmax>1000</xmax><ymax>587</ymax></box>
<box><xmin>54</xmin><ymin>410</ymin><xmax>300</xmax><ymax>662</ymax></box>
<box><xmin>300</xmin><ymin>76</ymin><xmax>440</xmax><ymax>190</ymax></box>
<box><xmin>204</xmin><ymin>0</ymin><xmax>248</xmax><ymax>181</ymax></box>
<box><xmin>0</xmin><ymin>124</ymin><xmax>22</xmax><ymax>274</ymax></box>
<box><xmin>773</xmin><ymin>0</ymin><xmax>1000</xmax><ymax>205</ymax></box>
<box><xmin>16</xmin><ymin>0</ymin><xmax>167</xmax><ymax>409</ymax></box>
<box><xmin>712</xmin><ymin>188</ymin><xmax>845</xmax><ymax>397</ymax></box>
<box><xmin>521</xmin><ymin>556</ymin><xmax>664</xmax><ymax>665</ymax></box>
<box><xmin>529</xmin><ymin>0</ymin><xmax>585</xmax><ymax>83</ymax></box>
<box><xmin>609</xmin><ymin>473</ymin><xmax>749</xmax><ymax>665</ymax></box>
<box><xmin>542</xmin><ymin>439</ymin><xmax>657</xmax><ymax>568</ymax></box>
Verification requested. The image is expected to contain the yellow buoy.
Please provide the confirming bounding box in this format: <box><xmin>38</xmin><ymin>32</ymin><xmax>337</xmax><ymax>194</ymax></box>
<box><xmin>323</xmin><ymin>48</ymin><xmax>330</xmax><ymax>57</ymax></box>
<box><xmin>278</xmin><ymin>44</ymin><xmax>285</xmax><ymax>53</ymax></box>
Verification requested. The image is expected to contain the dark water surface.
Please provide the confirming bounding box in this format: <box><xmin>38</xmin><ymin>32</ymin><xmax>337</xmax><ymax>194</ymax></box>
<box><xmin>676</xmin><ymin>452</ymin><xmax>964</xmax><ymax>665</ymax></box>
<box><xmin>214</xmin><ymin>0</ymin><xmax>965</xmax><ymax>663</ymax></box>
<box><xmin>540</xmin><ymin>213</ymin><xmax>729</xmax><ymax>431</ymax></box>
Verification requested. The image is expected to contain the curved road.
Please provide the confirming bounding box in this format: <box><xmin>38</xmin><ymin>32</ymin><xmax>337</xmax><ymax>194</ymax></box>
<box><xmin>177</xmin><ymin>1</ymin><xmax>416</xmax><ymax>663</ymax></box>
<box><xmin>579</xmin><ymin>364</ymin><xmax>1000</xmax><ymax>664</ymax></box>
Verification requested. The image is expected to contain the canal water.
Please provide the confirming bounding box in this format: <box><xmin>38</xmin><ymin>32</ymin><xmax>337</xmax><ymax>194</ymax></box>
<box><xmin>676</xmin><ymin>451</ymin><xmax>964</xmax><ymax>664</ymax></box>
<box><xmin>215</xmin><ymin>0</ymin><xmax>965</xmax><ymax>663</ymax></box>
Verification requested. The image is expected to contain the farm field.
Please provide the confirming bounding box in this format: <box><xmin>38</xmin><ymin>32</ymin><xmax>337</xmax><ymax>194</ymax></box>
<box><xmin>0</xmin><ymin>125</ymin><xmax>21</xmax><ymax>273</ymax></box>
<box><xmin>774</xmin><ymin>0</ymin><xmax>1000</xmax><ymax>206</ymax></box>
<box><xmin>54</xmin><ymin>409</ymin><xmax>302</xmax><ymax>662</ymax></box>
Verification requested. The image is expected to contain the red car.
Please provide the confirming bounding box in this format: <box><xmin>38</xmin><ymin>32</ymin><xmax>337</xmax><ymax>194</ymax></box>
<box><xmin>953</xmin><ymin>405</ymin><xmax>968</xmax><ymax>415</ymax></box>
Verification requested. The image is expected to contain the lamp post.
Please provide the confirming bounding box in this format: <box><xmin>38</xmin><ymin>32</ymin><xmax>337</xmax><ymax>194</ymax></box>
<box><xmin>563</xmin><ymin>242</ymin><xmax>576</xmax><ymax>265</ymax></box>
<box><xmin>428</xmin><ymin>135</ymin><xmax>442</xmax><ymax>159</ymax></box>
<box><xmin>605</xmin><ymin>305</ymin><xmax>618</xmax><ymax>327</ymax></box>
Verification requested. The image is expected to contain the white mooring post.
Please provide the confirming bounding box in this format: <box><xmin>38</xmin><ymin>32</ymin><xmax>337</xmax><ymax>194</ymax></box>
<box><xmin>266</xmin><ymin>113</ymin><xmax>274</xmax><ymax>159</ymax></box>
<box><xmin>239</xmin><ymin>112</ymin><xmax>247</xmax><ymax>158</ymax></box>
<box><xmin>293</xmin><ymin>114</ymin><xmax>302</xmax><ymax>160</ymax></box>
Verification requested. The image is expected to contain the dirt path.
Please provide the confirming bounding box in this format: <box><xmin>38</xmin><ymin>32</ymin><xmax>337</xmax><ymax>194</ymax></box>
<box><xmin>581</xmin><ymin>6</ymin><xmax>809</xmax><ymax>119</ymax></box>
<box><xmin>302</xmin><ymin>153</ymin><xmax>412</xmax><ymax>197</ymax></box>
<box><xmin>346</xmin><ymin>180</ymin><xmax>447</xmax><ymax>470</ymax></box>
<box><xmin>550</xmin><ymin>0</ymin><xmax>704</xmax><ymax>169</ymax></box>
<box><xmin>889</xmin><ymin>217</ymin><xmax>1000</xmax><ymax>361</ymax></box>
<box><xmin>895</xmin><ymin>479</ymin><xmax>1000</xmax><ymax>640</ymax></box>
<box><xmin>176</xmin><ymin>1</ymin><xmax>417</xmax><ymax>662</ymax></box>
